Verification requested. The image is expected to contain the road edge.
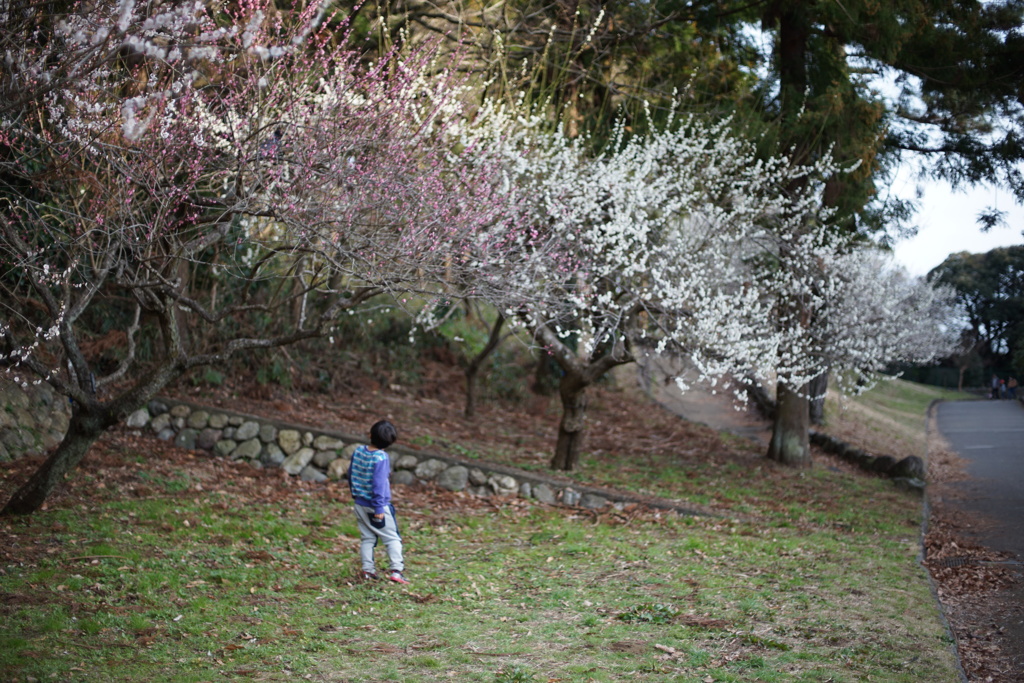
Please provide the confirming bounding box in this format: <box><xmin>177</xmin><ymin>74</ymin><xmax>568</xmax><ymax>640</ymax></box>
<box><xmin>922</xmin><ymin>398</ymin><xmax>970</xmax><ymax>683</ymax></box>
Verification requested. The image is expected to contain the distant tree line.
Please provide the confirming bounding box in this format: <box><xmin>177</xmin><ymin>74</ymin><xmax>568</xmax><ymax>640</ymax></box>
<box><xmin>916</xmin><ymin>246</ymin><xmax>1024</xmax><ymax>389</ymax></box>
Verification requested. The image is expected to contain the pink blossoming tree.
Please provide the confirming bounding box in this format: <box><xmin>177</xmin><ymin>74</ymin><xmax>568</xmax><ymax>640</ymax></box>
<box><xmin>0</xmin><ymin>0</ymin><xmax>513</xmax><ymax>514</ymax></box>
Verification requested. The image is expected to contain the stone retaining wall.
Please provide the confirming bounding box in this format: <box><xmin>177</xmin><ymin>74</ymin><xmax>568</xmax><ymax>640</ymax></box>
<box><xmin>128</xmin><ymin>398</ymin><xmax>696</xmax><ymax>514</ymax></box>
<box><xmin>0</xmin><ymin>374</ymin><xmax>69</xmax><ymax>462</ymax></box>
<box><xmin>809</xmin><ymin>430</ymin><xmax>927</xmax><ymax>493</ymax></box>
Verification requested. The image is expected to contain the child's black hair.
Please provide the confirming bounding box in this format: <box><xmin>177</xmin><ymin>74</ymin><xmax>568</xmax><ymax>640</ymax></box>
<box><xmin>370</xmin><ymin>420</ymin><xmax>397</xmax><ymax>449</ymax></box>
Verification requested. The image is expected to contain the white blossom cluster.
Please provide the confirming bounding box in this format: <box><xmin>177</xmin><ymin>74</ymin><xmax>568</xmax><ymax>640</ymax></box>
<box><xmin>805</xmin><ymin>248</ymin><xmax>961</xmax><ymax>393</ymax></box>
<box><xmin>451</xmin><ymin>100</ymin><xmax>957</xmax><ymax>398</ymax></box>
<box><xmin>454</xmin><ymin>103</ymin><xmax>806</xmax><ymax>375</ymax></box>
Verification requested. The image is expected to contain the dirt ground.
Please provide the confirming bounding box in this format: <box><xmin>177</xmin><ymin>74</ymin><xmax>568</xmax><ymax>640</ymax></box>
<box><xmin>4</xmin><ymin>355</ymin><xmax>1021</xmax><ymax>681</ymax></box>
<box><xmin>924</xmin><ymin>439</ymin><xmax>1024</xmax><ymax>683</ymax></box>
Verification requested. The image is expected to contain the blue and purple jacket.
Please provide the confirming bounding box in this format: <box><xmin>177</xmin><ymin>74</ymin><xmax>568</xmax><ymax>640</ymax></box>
<box><xmin>348</xmin><ymin>444</ymin><xmax>391</xmax><ymax>514</ymax></box>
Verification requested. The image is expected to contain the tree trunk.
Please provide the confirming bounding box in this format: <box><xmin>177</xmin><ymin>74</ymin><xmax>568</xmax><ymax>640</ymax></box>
<box><xmin>766</xmin><ymin>382</ymin><xmax>811</xmax><ymax>467</ymax></box>
<box><xmin>532</xmin><ymin>321</ymin><xmax>634</xmax><ymax>472</ymax></box>
<box><xmin>808</xmin><ymin>370</ymin><xmax>829</xmax><ymax>426</ymax></box>
<box><xmin>743</xmin><ymin>375</ymin><xmax>776</xmax><ymax>420</ymax></box>
<box><xmin>531</xmin><ymin>352</ymin><xmax>556</xmax><ymax>396</ymax></box>
<box><xmin>551</xmin><ymin>373</ymin><xmax>588</xmax><ymax>471</ymax></box>
<box><xmin>464</xmin><ymin>371</ymin><xmax>479</xmax><ymax>419</ymax></box>
<box><xmin>463</xmin><ymin>313</ymin><xmax>505</xmax><ymax>419</ymax></box>
<box><xmin>2</xmin><ymin>410</ymin><xmax>108</xmax><ymax>515</ymax></box>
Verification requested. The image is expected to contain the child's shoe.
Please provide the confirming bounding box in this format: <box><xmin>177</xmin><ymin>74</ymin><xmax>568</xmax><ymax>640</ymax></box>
<box><xmin>361</xmin><ymin>570</ymin><xmax>378</xmax><ymax>581</ymax></box>
<box><xmin>388</xmin><ymin>571</ymin><xmax>410</xmax><ymax>585</ymax></box>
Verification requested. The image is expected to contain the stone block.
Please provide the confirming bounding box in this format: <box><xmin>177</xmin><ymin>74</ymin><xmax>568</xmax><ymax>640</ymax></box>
<box><xmin>532</xmin><ymin>483</ymin><xmax>557</xmax><ymax>505</ymax></box>
<box><xmin>235</xmin><ymin>420</ymin><xmax>260</xmax><ymax>441</ymax></box>
<box><xmin>312</xmin><ymin>449</ymin><xmax>338</xmax><ymax>468</ymax></box>
<box><xmin>282</xmin><ymin>447</ymin><xmax>315</xmax><ymax>475</ymax></box>
<box><xmin>126</xmin><ymin>408</ymin><xmax>149</xmax><ymax>429</ymax></box>
<box><xmin>12</xmin><ymin>407</ymin><xmax>33</xmax><ymax>434</ymax></box>
<box><xmin>174</xmin><ymin>429</ymin><xmax>198</xmax><ymax>450</ymax></box>
<box><xmin>259</xmin><ymin>423</ymin><xmax>278</xmax><ymax>443</ymax></box>
<box><xmin>392</xmin><ymin>470</ymin><xmax>417</xmax><ymax>486</ymax></box>
<box><xmin>261</xmin><ymin>443</ymin><xmax>286</xmax><ymax>467</ymax></box>
<box><xmin>147</xmin><ymin>400</ymin><xmax>169</xmax><ymax>416</ymax></box>
<box><xmin>170</xmin><ymin>404</ymin><xmax>191</xmax><ymax>418</ymax></box>
<box><xmin>0</xmin><ymin>428</ymin><xmax>25</xmax><ymax>450</ymax></box>
<box><xmin>580</xmin><ymin>493</ymin><xmax>608</xmax><ymax>509</ymax></box>
<box><xmin>415</xmin><ymin>458</ymin><xmax>448</xmax><ymax>480</ymax></box>
<box><xmin>519</xmin><ymin>482</ymin><xmax>532</xmax><ymax>498</ymax></box>
<box><xmin>208</xmin><ymin>413</ymin><xmax>229</xmax><ymax>429</ymax></box>
<box><xmin>890</xmin><ymin>455</ymin><xmax>925</xmax><ymax>480</ymax></box>
<box><xmin>870</xmin><ymin>454</ymin><xmax>897</xmax><ymax>474</ymax></box>
<box><xmin>395</xmin><ymin>454</ymin><xmax>419</xmax><ymax>470</ymax></box>
<box><xmin>437</xmin><ymin>466</ymin><xmax>469</xmax><ymax>491</ymax></box>
<box><xmin>186</xmin><ymin>410</ymin><xmax>210</xmax><ymax>430</ymax></box>
<box><xmin>197</xmin><ymin>428</ymin><xmax>222</xmax><ymax>451</ymax></box>
<box><xmin>327</xmin><ymin>458</ymin><xmax>350</xmax><ymax>480</ymax></box>
<box><xmin>562</xmin><ymin>489</ymin><xmax>581</xmax><ymax>506</ymax></box>
<box><xmin>314</xmin><ymin>435</ymin><xmax>346</xmax><ymax>451</ymax></box>
<box><xmin>214</xmin><ymin>439</ymin><xmax>237</xmax><ymax>457</ymax></box>
<box><xmin>150</xmin><ymin>411</ymin><xmax>171</xmax><ymax>432</ymax></box>
<box><xmin>232</xmin><ymin>438</ymin><xmax>262</xmax><ymax>460</ymax></box>
<box><xmin>51</xmin><ymin>412</ymin><xmax>70</xmax><ymax>434</ymax></box>
<box><xmin>300</xmin><ymin>465</ymin><xmax>328</xmax><ymax>483</ymax></box>
<box><xmin>278</xmin><ymin>429</ymin><xmax>302</xmax><ymax>455</ymax></box>
<box><xmin>488</xmin><ymin>474</ymin><xmax>518</xmax><ymax>496</ymax></box>
<box><xmin>469</xmin><ymin>468</ymin><xmax>488</xmax><ymax>486</ymax></box>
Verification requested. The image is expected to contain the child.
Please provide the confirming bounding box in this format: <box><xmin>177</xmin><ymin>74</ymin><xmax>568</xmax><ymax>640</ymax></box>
<box><xmin>348</xmin><ymin>419</ymin><xmax>409</xmax><ymax>584</ymax></box>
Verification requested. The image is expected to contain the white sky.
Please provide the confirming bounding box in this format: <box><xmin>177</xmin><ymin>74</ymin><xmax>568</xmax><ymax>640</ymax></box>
<box><xmin>889</xmin><ymin>166</ymin><xmax>1024</xmax><ymax>277</ymax></box>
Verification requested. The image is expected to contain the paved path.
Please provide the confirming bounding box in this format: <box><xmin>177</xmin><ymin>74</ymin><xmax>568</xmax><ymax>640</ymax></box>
<box><xmin>936</xmin><ymin>400</ymin><xmax>1024</xmax><ymax>561</ymax></box>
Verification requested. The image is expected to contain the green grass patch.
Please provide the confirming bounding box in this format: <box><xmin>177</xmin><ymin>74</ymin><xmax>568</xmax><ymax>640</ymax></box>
<box><xmin>0</xmin><ymin>377</ymin><xmax>960</xmax><ymax>681</ymax></box>
<box><xmin>836</xmin><ymin>377</ymin><xmax>967</xmax><ymax>434</ymax></box>
<box><xmin>1</xmin><ymin>469</ymin><xmax>958</xmax><ymax>682</ymax></box>
<box><xmin>819</xmin><ymin>376</ymin><xmax>974</xmax><ymax>460</ymax></box>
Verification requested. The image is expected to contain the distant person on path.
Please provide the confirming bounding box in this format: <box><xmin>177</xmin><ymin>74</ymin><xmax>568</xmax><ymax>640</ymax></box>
<box><xmin>992</xmin><ymin>374</ymin><xmax>1000</xmax><ymax>399</ymax></box>
<box><xmin>1000</xmin><ymin>379</ymin><xmax>1007</xmax><ymax>399</ymax></box>
<box><xmin>348</xmin><ymin>419</ymin><xmax>409</xmax><ymax>584</ymax></box>
<box><xmin>1010</xmin><ymin>377</ymin><xmax>1018</xmax><ymax>400</ymax></box>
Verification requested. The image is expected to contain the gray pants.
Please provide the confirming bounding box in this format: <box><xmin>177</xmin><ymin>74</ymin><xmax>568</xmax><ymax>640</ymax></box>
<box><xmin>353</xmin><ymin>504</ymin><xmax>404</xmax><ymax>574</ymax></box>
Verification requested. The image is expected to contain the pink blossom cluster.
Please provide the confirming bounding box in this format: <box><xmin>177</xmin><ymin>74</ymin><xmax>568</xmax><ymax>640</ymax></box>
<box><xmin>0</xmin><ymin>0</ymin><xmax>522</xmax><ymax>395</ymax></box>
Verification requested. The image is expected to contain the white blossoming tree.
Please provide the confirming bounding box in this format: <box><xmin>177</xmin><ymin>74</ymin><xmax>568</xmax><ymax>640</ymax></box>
<box><xmin>0</xmin><ymin>0</ymin><xmax>514</xmax><ymax>514</ymax></box>
<box><xmin>454</xmin><ymin>104</ymin><xmax>841</xmax><ymax>470</ymax></box>
<box><xmin>753</xmin><ymin>233</ymin><xmax>960</xmax><ymax>466</ymax></box>
<box><xmin>817</xmin><ymin>250</ymin><xmax>959</xmax><ymax>377</ymax></box>
<box><xmin>456</xmin><ymin>102</ymin><xmax>957</xmax><ymax>471</ymax></box>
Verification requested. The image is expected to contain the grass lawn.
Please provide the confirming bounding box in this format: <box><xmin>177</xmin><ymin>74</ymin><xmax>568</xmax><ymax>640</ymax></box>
<box><xmin>0</xmin><ymin>378</ymin><xmax>962</xmax><ymax>682</ymax></box>
<box><xmin>819</xmin><ymin>378</ymin><xmax>971</xmax><ymax>460</ymax></box>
